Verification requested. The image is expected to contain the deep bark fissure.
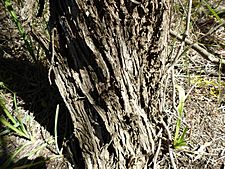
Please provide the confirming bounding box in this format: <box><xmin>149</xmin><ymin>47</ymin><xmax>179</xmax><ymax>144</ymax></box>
<box><xmin>49</xmin><ymin>0</ymin><xmax>170</xmax><ymax>168</ymax></box>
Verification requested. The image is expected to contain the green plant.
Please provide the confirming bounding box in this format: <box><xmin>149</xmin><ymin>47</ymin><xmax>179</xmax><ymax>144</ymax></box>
<box><xmin>0</xmin><ymin>82</ymin><xmax>32</xmax><ymax>141</ymax></box>
<box><xmin>2</xmin><ymin>0</ymin><xmax>36</xmax><ymax>61</ymax></box>
<box><xmin>203</xmin><ymin>0</ymin><xmax>223</xmax><ymax>24</ymax></box>
<box><xmin>173</xmin><ymin>85</ymin><xmax>188</xmax><ymax>149</ymax></box>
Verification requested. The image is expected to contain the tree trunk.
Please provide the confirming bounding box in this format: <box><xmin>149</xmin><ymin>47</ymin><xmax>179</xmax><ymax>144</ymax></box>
<box><xmin>49</xmin><ymin>0</ymin><xmax>170</xmax><ymax>168</ymax></box>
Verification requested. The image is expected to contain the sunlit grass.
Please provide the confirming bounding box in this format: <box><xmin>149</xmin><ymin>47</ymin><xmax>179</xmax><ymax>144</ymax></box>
<box><xmin>173</xmin><ymin>85</ymin><xmax>188</xmax><ymax>149</ymax></box>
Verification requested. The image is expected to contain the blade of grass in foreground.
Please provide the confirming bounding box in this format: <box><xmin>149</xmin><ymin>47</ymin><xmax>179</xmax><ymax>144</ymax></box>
<box><xmin>54</xmin><ymin>104</ymin><xmax>62</xmax><ymax>155</ymax></box>
<box><xmin>0</xmin><ymin>97</ymin><xmax>17</xmax><ymax>125</ymax></box>
<box><xmin>174</xmin><ymin>85</ymin><xmax>188</xmax><ymax>149</ymax></box>
<box><xmin>0</xmin><ymin>117</ymin><xmax>29</xmax><ymax>139</ymax></box>
<box><xmin>0</xmin><ymin>82</ymin><xmax>32</xmax><ymax>140</ymax></box>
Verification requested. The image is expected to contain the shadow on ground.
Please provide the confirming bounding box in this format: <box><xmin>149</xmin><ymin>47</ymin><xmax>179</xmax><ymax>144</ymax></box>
<box><xmin>1</xmin><ymin>155</ymin><xmax>47</xmax><ymax>169</ymax></box>
<box><xmin>0</xmin><ymin>57</ymin><xmax>84</xmax><ymax>168</ymax></box>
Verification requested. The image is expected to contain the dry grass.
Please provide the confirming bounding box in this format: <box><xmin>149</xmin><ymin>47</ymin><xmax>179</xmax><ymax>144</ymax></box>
<box><xmin>167</xmin><ymin>0</ymin><xmax>225</xmax><ymax>168</ymax></box>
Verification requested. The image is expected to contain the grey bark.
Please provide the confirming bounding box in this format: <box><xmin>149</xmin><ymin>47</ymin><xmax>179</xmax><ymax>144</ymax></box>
<box><xmin>49</xmin><ymin>0</ymin><xmax>170</xmax><ymax>168</ymax></box>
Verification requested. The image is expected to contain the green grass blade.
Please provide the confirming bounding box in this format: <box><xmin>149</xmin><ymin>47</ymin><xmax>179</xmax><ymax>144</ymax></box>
<box><xmin>0</xmin><ymin>117</ymin><xmax>28</xmax><ymax>139</ymax></box>
<box><xmin>176</xmin><ymin>85</ymin><xmax>185</xmax><ymax>116</ymax></box>
<box><xmin>13</xmin><ymin>94</ymin><xmax>30</xmax><ymax>139</ymax></box>
<box><xmin>174</xmin><ymin>117</ymin><xmax>181</xmax><ymax>146</ymax></box>
<box><xmin>174</xmin><ymin>140</ymin><xmax>186</xmax><ymax>149</ymax></box>
<box><xmin>3</xmin><ymin>0</ymin><xmax>36</xmax><ymax>61</ymax></box>
<box><xmin>203</xmin><ymin>0</ymin><xmax>222</xmax><ymax>24</ymax></box>
<box><xmin>179</xmin><ymin>127</ymin><xmax>188</xmax><ymax>142</ymax></box>
<box><xmin>174</xmin><ymin>85</ymin><xmax>187</xmax><ymax>148</ymax></box>
<box><xmin>13</xmin><ymin>92</ymin><xmax>18</xmax><ymax>114</ymax></box>
<box><xmin>0</xmin><ymin>97</ymin><xmax>17</xmax><ymax>125</ymax></box>
<box><xmin>18</xmin><ymin>119</ymin><xmax>30</xmax><ymax>139</ymax></box>
<box><xmin>0</xmin><ymin>83</ymin><xmax>31</xmax><ymax>140</ymax></box>
<box><xmin>0</xmin><ymin>82</ymin><xmax>14</xmax><ymax>93</ymax></box>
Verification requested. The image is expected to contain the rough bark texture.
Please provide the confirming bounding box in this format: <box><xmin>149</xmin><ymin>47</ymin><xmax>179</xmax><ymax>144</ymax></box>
<box><xmin>49</xmin><ymin>0</ymin><xmax>170</xmax><ymax>168</ymax></box>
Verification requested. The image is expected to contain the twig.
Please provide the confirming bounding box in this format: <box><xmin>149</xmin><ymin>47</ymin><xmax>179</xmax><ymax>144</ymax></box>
<box><xmin>48</xmin><ymin>27</ymin><xmax>57</xmax><ymax>85</ymax></box>
<box><xmin>184</xmin><ymin>0</ymin><xmax>192</xmax><ymax>37</ymax></box>
<box><xmin>164</xmin><ymin>0</ymin><xmax>193</xmax><ymax>81</ymax></box>
<box><xmin>169</xmin><ymin>0</ymin><xmax>192</xmax><ymax>69</ymax></box>
<box><xmin>161</xmin><ymin>117</ymin><xmax>177</xmax><ymax>169</ymax></box>
<box><xmin>153</xmin><ymin>129</ymin><xmax>162</xmax><ymax>169</ymax></box>
<box><xmin>172</xmin><ymin>68</ymin><xmax>176</xmax><ymax>112</ymax></box>
<box><xmin>170</xmin><ymin>30</ymin><xmax>225</xmax><ymax>65</ymax></box>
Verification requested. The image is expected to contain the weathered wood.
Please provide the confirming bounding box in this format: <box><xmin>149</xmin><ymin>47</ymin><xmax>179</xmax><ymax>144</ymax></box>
<box><xmin>49</xmin><ymin>0</ymin><xmax>170</xmax><ymax>168</ymax></box>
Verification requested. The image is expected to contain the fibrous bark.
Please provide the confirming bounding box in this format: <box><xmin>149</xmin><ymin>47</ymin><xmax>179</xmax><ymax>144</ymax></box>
<box><xmin>49</xmin><ymin>0</ymin><xmax>170</xmax><ymax>168</ymax></box>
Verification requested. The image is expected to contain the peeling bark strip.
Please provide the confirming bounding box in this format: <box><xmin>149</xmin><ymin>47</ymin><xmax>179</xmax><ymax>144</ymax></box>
<box><xmin>49</xmin><ymin>0</ymin><xmax>170</xmax><ymax>168</ymax></box>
